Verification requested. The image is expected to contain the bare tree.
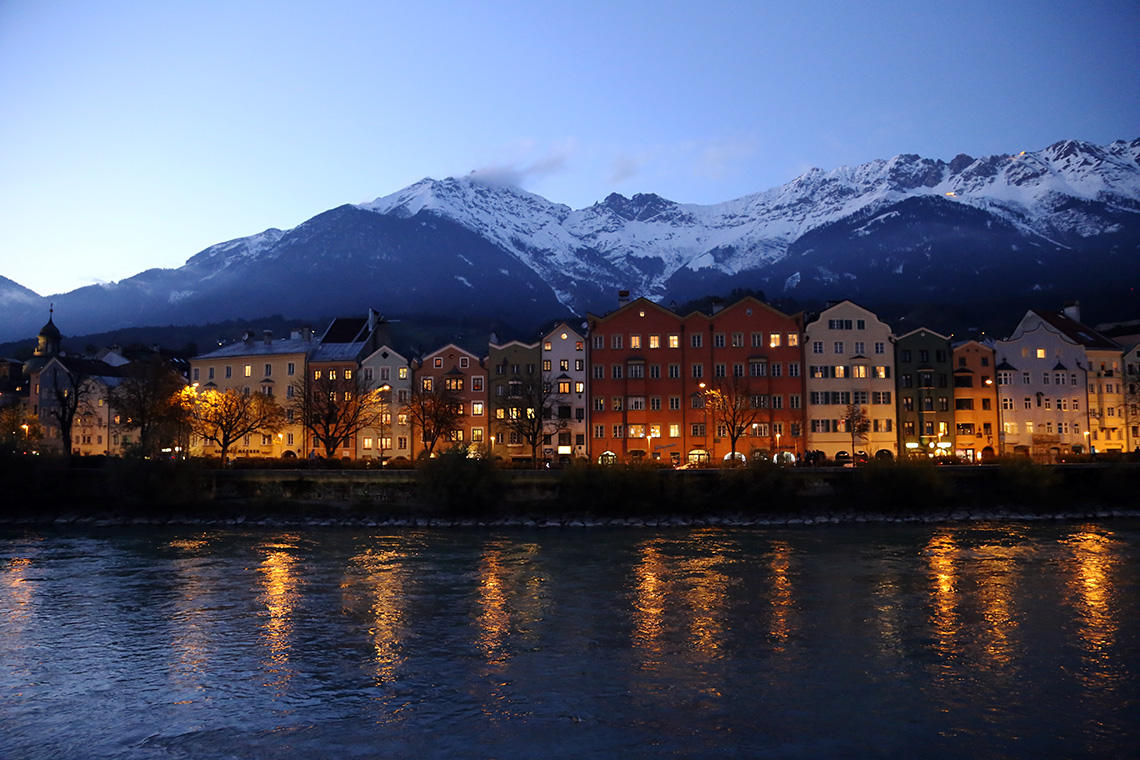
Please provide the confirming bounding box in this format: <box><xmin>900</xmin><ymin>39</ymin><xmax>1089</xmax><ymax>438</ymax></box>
<box><xmin>842</xmin><ymin>403</ymin><xmax>871</xmax><ymax>458</ymax></box>
<box><xmin>701</xmin><ymin>376</ymin><xmax>769</xmax><ymax>465</ymax></box>
<box><xmin>188</xmin><ymin>388</ymin><xmax>285</xmax><ymax>463</ymax></box>
<box><xmin>495</xmin><ymin>374</ymin><xmax>569</xmax><ymax>467</ymax></box>
<box><xmin>403</xmin><ymin>385</ymin><xmax>462</xmax><ymax>460</ymax></box>
<box><xmin>41</xmin><ymin>359</ymin><xmax>99</xmax><ymax>459</ymax></box>
<box><xmin>0</xmin><ymin>405</ymin><xmax>41</xmax><ymax>452</ymax></box>
<box><xmin>109</xmin><ymin>357</ymin><xmax>188</xmax><ymax>457</ymax></box>
<box><xmin>289</xmin><ymin>370</ymin><xmax>385</xmax><ymax>459</ymax></box>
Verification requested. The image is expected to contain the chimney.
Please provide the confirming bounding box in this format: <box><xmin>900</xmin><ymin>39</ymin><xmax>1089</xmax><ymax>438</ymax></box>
<box><xmin>711</xmin><ymin>297</ymin><xmax>725</xmax><ymax>314</ymax></box>
<box><xmin>618</xmin><ymin>290</ymin><xmax>630</xmax><ymax>308</ymax></box>
<box><xmin>263</xmin><ymin>329</ymin><xmax>273</xmax><ymax>346</ymax></box>
<box><xmin>1062</xmin><ymin>301</ymin><xmax>1081</xmax><ymax>323</ymax></box>
<box><xmin>302</xmin><ymin>326</ymin><xmax>313</xmax><ymax>342</ymax></box>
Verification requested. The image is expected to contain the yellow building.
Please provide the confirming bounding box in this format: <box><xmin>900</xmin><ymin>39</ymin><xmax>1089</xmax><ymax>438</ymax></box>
<box><xmin>951</xmin><ymin>340</ymin><xmax>1000</xmax><ymax>461</ymax></box>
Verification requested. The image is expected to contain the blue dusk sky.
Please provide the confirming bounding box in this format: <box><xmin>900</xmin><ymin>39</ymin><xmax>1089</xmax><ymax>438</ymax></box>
<box><xmin>2</xmin><ymin>0</ymin><xmax>1138</xmax><ymax>297</ymax></box>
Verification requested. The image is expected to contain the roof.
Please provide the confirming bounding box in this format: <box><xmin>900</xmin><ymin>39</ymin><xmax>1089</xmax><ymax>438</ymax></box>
<box><xmin>320</xmin><ymin>317</ymin><xmax>370</xmax><ymax>344</ymax></box>
<box><xmin>310</xmin><ymin>341</ymin><xmax>367</xmax><ymax>363</ymax></box>
<box><xmin>1031</xmin><ymin>309</ymin><xmax>1121</xmax><ymax>351</ymax></box>
<box><xmin>194</xmin><ymin>337</ymin><xmax>316</xmax><ymax>360</ymax></box>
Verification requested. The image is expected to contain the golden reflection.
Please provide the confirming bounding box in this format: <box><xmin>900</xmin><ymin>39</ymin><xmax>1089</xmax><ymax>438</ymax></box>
<box><xmin>349</xmin><ymin>545</ymin><xmax>407</xmax><ymax>683</ymax></box>
<box><xmin>258</xmin><ymin>536</ymin><xmax>301</xmax><ymax>689</ymax></box>
<box><xmin>167</xmin><ymin>533</ymin><xmax>218</xmax><ymax>685</ymax></box>
<box><xmin>2</xmin><ymin>556</ymin><xmax>35</xmax><ymax>633</ymax></box>
<box><xmin>631</xmin><ymin>534</ymin><xmax>734</xmax><ymax>662</ymax></box>
<box><xmin>631</xmin><ymin>541</ymin><xmax>667</xmax><ymax>660</ymax></box>
<box><xmin>926</xmin><ymin>531</ymin><xmax>959</xmax><ymax>659</ymax></box>
<box><xmin>1063</xmin><ymin>529</ymin><xmax>1118</xmax><ymax>666</ymax></box>
<box><xmin>684</xmin><ymin>548</ymin><xmax>729</xmax><ymax>655</ymax></box>
<box><xmin>475</xmin><ymin>542</ymin><xmax>549</xmax><ymax>663</ymax></box>
<box><xmin>925</xmin><ymin>529</ymin><xmax>1022</xmax><ymax>674</ymax></box>
<box><xmin>768</xmin><ymin>540</ymin><xmax>794</xmax><ymax>646</ymax></box>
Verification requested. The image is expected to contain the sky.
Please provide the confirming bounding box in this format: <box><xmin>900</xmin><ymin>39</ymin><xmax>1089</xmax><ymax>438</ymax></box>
<box><xmin>1</xmin><ymin>0</ymin><xmax>1138</xmax><ymax>297</ymax></box>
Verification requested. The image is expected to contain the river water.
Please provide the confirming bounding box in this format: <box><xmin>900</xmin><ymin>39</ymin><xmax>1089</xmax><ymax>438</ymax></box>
<box><xmin>1</xmin><ymin>520</ymin><xmax>1137</xmax><ymax>759</ymax></box>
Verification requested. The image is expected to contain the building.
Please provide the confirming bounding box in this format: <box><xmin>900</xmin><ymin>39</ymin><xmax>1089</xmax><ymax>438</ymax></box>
<box><xmin>189</xmin><ymin>328</ymin><xmax>316</xmax><ymax>458</ymax></box>
<box><xmin>541</xmin><ymin>322</ymin><xmax>588</xmax><ymax>462</ymax></box>
<box><xmin>993</xmin><ymin>309</ymin><xmax>1089</xmax><ymax>460</ymax></box>
<box><xmin>413</xmin><ymin>344</ymin><xmax>488</xmax><ymax>456</ymax></box>
<box><xmin>358</xmin><ymin>343</ymin><xmax>413</xmax><ymax>463</ymax></box>
<box><xmin>804</xmin><ymin>300</ymin><xmax>897</xmax><ymax>460</ymax></box>
<box><xmin>894</xmin><ymin>328</ymin><xmax>954</xmax><ymax>457</ymax></box>
<box><xmin>587</xmin><ymin>293</ymin><xmax>806</xmax><ymax>465</ymax></box>
<box><xmin>952</xmin><ymin>340</ymin><xmax>1000</xmax><ymax>461</ymax></box>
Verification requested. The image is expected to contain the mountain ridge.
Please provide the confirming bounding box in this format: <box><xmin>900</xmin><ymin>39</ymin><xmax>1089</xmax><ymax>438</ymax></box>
<box><xmin>2</xmin><ymin>137</ymin><xmax>1137</xmax><ymax>344</ymax></box>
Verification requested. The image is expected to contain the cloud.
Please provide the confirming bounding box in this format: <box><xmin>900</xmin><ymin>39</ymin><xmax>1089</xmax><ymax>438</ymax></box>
<box><xmin>691</xmin><ymin>136</ymin><xmax>761</xmax><ymax>180</ymax></box>
<box><xmin>467</xmin><ymin>137</ymin><xmax>579</xmax><ymax>190</ymax></box>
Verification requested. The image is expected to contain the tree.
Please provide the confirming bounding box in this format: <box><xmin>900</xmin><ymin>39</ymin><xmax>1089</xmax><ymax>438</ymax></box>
<box><xmin>404</xmin><ymin>385</ymin><xmax>462</xmax><ymax>460</ymax></box>
<box><xmin>109</xmin><ymin>357</ymin><xmax>188</xmax><ymax>457</ymax></box>
<box><xmin>188</xmin><ymin>388</ymin><xmax>285</xmax><ymax>462</ymax></box>
<box><xmin>701</xmin><ymin>376</ymin><xmax>769</xmax><ymax>465</ymax></box>
<box><xmin>0</xmin><ymin>404</ymin><xmax>41</xmax><ymax>453</ymax></box>
<box><xmin>842</xmin><ymin>403</ymin><xmax>871</xmax><ymax>458</ymax></box>
<box><xmin>496</xmin><ymin>374</ymin><xmax>570</xmax><ymax>467</ymax></box>
<box><xmin>290</xmin><ymin>369</ymin><xmax>385</xmax><ymax>459</ymax></box>
<box><xmin>41</xmin><ymin>358</ymin><xmax>99</xmax><ymax>459</ymax></box>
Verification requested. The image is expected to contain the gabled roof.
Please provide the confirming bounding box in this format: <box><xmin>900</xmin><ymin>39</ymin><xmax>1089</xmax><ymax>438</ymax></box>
<box><xmin>1030</xmin><ymin>309</ymin><xmax>1121</xmax><ymax>351</ymax></box>
<box><xmin>320</xmin><ymin>317</ymin><xmax>370</xmax><ymax>344</ymax></box>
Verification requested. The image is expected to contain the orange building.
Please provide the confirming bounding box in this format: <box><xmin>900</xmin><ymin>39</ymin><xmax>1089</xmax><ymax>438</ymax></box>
<box><xmin>951</xmin><ymin>340</ymin><xmax>1000</xmax><ymax>461</ymax></box>
<box><xmin>586</xmin><ymin>294</ymin><xmax>806</xmax><ymax>465</ymax></box>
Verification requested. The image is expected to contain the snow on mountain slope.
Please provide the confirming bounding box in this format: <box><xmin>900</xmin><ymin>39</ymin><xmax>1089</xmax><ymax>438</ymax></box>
<box><xmin>356</xmin><ymin>138</ymin><xmax>1140</xmax><ymax>301</ymax></box>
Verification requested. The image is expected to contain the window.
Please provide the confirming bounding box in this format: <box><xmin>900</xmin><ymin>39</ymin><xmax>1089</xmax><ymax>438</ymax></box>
<box><xmin>313</xmin><ymin>369</ymin><xmax>322</xmax><ymax>379</ymax></box>
<box><xmin>669</xmin><ymin>364</ymin><xmax>680</xmax><ymax>379</ymax></box>
<box><xmin>593</xmin><ymin>335</ymin><xmax>604</xmax><ymax>350</ymax></box>
<box><xmin>422</xmin><ymin>377</ymin><xmax>433</xmax><ymax>392</ymax></box>
<box><xmin>208</xmin><ymin>367</ymin><xmax>215</xmax><ymax>380</ymax></box>
<box><xmin>630</xmin><ymin>335</ymin><xmax>642</xmax><ymax>349</ymax></box>
<box><xmin>854</xmin><ymin>342</ymin><xmax>865</xmax><ymax>356</ymax></box>
<box><xmin>629</xmin><ymin>396</ymin><xmax>645</xmax><ymax>411</ymax></box>
<box><xmin>594</xmin><ymin>397</ymin><xmax>605</xmax><ymax>411</ymax></box>
<box><xmin>813</xmin><ymin>341</ymin><xmax>824</xmax><ymax>354</ymax></box>
<box><xmin>713</xmin><ymin>333</ymin><xmax>725</xmax><ymax>348</ymax></box>
<box><xmin>192</xmin><ymin>368</ymin><xmax>200</xmax><ymax>381</ymax></box>
<box><xmin>225</xmin><ymin>366</ymin><xmax>232</xmax><ymax>379</ymax></box>
<box><xmin>669</xmin><ymin>334</ymin><xmax>680</xmax><ymax>349</ymax></box>
<box><xmin>789</xmin><ymin>362</ymin><xmax>800</xmax><ymax>377</ymax></box>
<box><xmin>612</xmin><ymin>365</ymin><xmax>623</xmax><ymax>379</ymax></box>
<box><xmin>264</xmin><ymin>363</ymin><xmax>272</xmax><ymax>377</ymax></box>
<box><xmin>612</xmin><ymin>335</ymin><xmax>623</xmax><ymax>349</ymax></box>
<box><xmin>649</xmin><ymin>335</ymin><xmax>661</xmax><ymax>349</ymax></box>
<box><xmin>669</xmin><ymin>424</ymin><xmax>680</xmax><ymax>438</ymax></box>
<box><xmin>594</xmin><ymin>425</ymin><xmax>605</xmax><ymax>439</ymax></box>
<box><xmin>691</xmin><ymin>333</ymin><xmax>703</xmax><ymax>348</ymax></box>
<box><xmin>691</xmin><ymin>363</ymin><xmax>704</xmax><ymax>379</ymax></box>
<box><xmin>834</xmin><ymin>341</ymin><xmax>844</xmax><ymax>354</ymax></box>
<box><xmin>769</xmin><ymin>333</ymin><xmax>781</xmax><ymax>348</ymax></box>
<box><xmin>1036</xmin><ymin>348</ymin><xmax>1046</xmax><ymax>359</ymax></box>
<box><xmin>472</xmin><ymin>402</ymin><xmax>484</xmax><ymax>415</ymax></box>
<box><xmin>244</xmin><ymin>365</ymin><xmax>252</xmax><ymax>377</ymax></box>
<box><xmin>788</xmin><ymin>334</ymin><xmax>799</xmax><ymax>347</ymax></box>
<box><xmin>444</xmin><ymin>377</ymin><xmax>464</xmax><ymax>391</ymax></box>
<box><xmin>732</xmin><ymin>333</ymin><xmax>744</xmax><ymax>347</ymax></box>
<box><xmin>628</xmin><ymin>363</ymin><xmax>644</xmax><ymax>379</ymax></box>
<box><xmin>669</xmin><ymin>396</ymin><xmax>681</xmax><ymax>411</ymax></box>
<box><xmin>691</xmin><ymin>423</ymin><xmax>705</xmax><ymax>437</ymax></box>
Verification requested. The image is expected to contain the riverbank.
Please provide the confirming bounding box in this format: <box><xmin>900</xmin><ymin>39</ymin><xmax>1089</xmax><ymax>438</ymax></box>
<box><xmin>3</xmin><ymin>453</ymin><xmax>1139</xmax><ymax>529</ymax></box>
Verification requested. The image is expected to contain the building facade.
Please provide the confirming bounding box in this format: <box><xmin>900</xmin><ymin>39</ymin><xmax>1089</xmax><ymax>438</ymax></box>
<box><xmin>894</xmin><ymin>328</ymin><xmax>954</xmax><ymax>457</ymax></box>
<box><xmin>952</xmin><ymin>340</ymin><xmax>1000</xmax><ymax>461</ymax></box>
<box><xmin>587</xmin><ymin>294</ymin><xmax>806</xmax><ymax>465</ymax></box>
<box><xmin>804</xmin><ymin>300</ymin><xmax>897</xmax><ymax>460</ymax></box>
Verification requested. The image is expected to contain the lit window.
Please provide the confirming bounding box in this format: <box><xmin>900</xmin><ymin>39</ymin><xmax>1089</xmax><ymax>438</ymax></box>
<box><xmin>769</xmin><ymin>333</ymin><xmax>781</xmax><ymax>348</ymax></box>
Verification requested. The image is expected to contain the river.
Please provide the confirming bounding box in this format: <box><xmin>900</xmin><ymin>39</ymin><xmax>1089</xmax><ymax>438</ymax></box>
<box><xmin>2</xmin><ymin>520</ymin><xmax>1137</xmax><ymax>759</ymax></box>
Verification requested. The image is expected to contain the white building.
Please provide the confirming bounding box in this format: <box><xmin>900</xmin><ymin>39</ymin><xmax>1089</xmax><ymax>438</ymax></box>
<box><xmin>804</xmin><ymin>300</ymin><xmax>897</xmax><ymax>460</ymax></box>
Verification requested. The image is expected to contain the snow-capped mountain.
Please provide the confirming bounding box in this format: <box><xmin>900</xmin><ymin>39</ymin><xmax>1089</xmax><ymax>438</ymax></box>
<box><xmin>1</xmin><ymin>138</ymin><xmax>1137</xmax><ymax>345</ymax></box>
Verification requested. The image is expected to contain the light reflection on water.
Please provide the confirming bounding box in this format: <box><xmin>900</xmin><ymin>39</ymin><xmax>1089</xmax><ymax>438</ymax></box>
<box><xmin>0</xmin><ymin>521</ymin><xmax>1137</xmax><ymax>759</ymax></box>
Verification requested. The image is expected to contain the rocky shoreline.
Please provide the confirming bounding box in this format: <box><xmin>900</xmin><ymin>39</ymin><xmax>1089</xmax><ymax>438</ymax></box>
<box><xmin>5</xmin><ymin>505</ymin><xmax>1139</xmax><ymax>530</ymax></box>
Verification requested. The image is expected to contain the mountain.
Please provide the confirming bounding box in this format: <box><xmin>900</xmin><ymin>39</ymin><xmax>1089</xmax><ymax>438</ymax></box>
<box><xmin>2</xmin><ymin>137</ymin><xmax>1138</xmax><ymax>345</ymax></box>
